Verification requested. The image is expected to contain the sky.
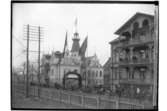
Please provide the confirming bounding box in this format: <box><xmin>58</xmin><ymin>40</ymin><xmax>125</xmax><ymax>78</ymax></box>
<box><xmin>12</xmin><ymin>3</ymin><xmax>155</xmax><ymax>68</ymax></box>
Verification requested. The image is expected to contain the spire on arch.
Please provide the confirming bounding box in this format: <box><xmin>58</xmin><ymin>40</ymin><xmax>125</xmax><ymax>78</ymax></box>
<box><xmin>75</xmin><ymin>17</ymin><xmax>78</xmax><ymax>33</ymax></box>
<box><xmin>74</xmin><ymin>17</ymin><xmax>79</xmax><ymax>38</ymax></box>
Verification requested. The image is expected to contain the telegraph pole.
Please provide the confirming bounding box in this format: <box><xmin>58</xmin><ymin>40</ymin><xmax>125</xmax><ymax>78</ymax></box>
<box><xmin>26</xmin><ymin>24</ymin><xmax>29</xmax><ymax>97</ymax></box>
<box><xmin>23</xmin><ymin>25</ymin><xmax>44</xmax><ymax>98</ymax></box>
<box><xmin>38</xmin><ymin>26</ymin><xmax>41</xmax><ymax>98</ymax></box>
<box><xmin>111</xmin><ymin>45</ymin><xmax>113</xmax><ymax>91</ymax></box>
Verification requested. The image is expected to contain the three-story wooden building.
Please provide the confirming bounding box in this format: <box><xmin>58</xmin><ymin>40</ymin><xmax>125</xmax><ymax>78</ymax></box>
<box><xmin>109</xmin><ymin>12</ymin><xmax>155</xmax><ymax>101</ymax></box>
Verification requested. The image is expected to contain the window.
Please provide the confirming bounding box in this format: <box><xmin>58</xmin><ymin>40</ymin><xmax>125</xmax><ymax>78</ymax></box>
<box><xmin>52</xmin><ymin>69</ymin><xmax>54</xmax><ymax>75</ymax></box>
<box><xmin>64</xmin><ymin>70</ymin><xmax>66</xmax><ymax>75</ymax></box>
<box><xmin>87</xmin><ymin>70</ymin><xmax>90</xmax><ymax>77</ymax></box>
<box><xmin>140</xmin><ymin>71</ymin><xmax>145</xmax><ymax>79</ymax></box>
<box><xmin>131</xmin><ymin>72</ymin><xmax>134</xmax><ymax>79</ymax></box>
<box><xmin>92</xmin><ymin>71</ymin><xmax>94</xmax><ymax>77</ymax></box>
<box><xmin>100</xmin><ymin>71</ymin><xmax>102</xmax><ymax>77</ymax></box>
<box><xmin>96</xmin><ymin>71</ymin><xmax>98</xmax><ymax>77</ymax></box>
<box><xmin>140</xmin><ymin>68</ymin><xmax>146</xmax><ymax>79</ymax></box>
<box><xmin>142</xmin><ymin>19</ymin><xmax>149</xmax><ymax>27</ymax></box>
<box><xmin>133</xmin><ymin>22</ymin><xmax>139</xmax><ymax>29</ymax></box>
<box><xmin>151</xmin><ymin>27</ymin><xmax>154</xmax><ymax>37</ymax></box>
<box><xmin>132</xmin><ymin>22</ymin><xmax>139</xmax><ymax>39</ymax></box>
<box><xmin>142</xmin><ymin>19</ymin><xmax>150</xmax><ymax>36</ymax></box>
<box><xmin>84</xmin><ymin>72</ymin><xmax>86</xmax><ymax>79</ymax></box>
<box><xmin>116</xmin><ymin>52</ymin><xmax>119</xmax><ymax>62</ymax></box>
<box><xmin>140</xmin><ymin>50</ymin><xmax>146</xmax><ymax>59</ymax></box>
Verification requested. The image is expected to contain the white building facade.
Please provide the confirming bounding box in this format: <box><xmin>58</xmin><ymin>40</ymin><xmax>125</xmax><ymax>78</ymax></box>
<box><xmin>86</xmin><ymin>54</ymin><xmax>104</xmax><ymax>87</ymax></box>
<box><xmin>49</xmin><ymin>50</ymin><xmax>81</xmax><ymax>85</ymax></box>
<box><xmin>42</xmin><ymin>21</ymin><xmax>104</xmax><ymax>87</ymax></box>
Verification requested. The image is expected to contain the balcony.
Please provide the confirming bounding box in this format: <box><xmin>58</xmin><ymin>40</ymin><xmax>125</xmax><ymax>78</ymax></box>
<box><xmin>119</xmin><ymin>78</ymin><xmax>153</xmax><ymax>85</ymax></box>
<box><xmin>130</xmin><ymin>57</ymin><xmax>151</xmax><ymax>65</ymax></box>
<box><xmin>118</xmin><ymin>58</ymin><xmax>129</xmax><ymax>66</ymax></box>
<box><xmin>130</xmin><ymin>36</ymin><xmax>153</xmax><ymax>45</ymax></box>
<box><xmin>118</xmin><ymin>57</ymin><xmax>151</xmax><ymax>66</ymax></box>
<box><xmin>117</xmin><ymin>36</ymin><xmax>153</xmax><ymax>48</ymax></box>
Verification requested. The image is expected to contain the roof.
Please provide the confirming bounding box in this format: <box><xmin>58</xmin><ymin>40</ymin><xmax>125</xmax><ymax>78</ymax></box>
<box><xmin>114</xmin><ymin>12</ymin><xmax>154</xmax><ymax>35</ymax></box>
<box><xmin>109</xmin><ymin>38</ymin><xmax>120</xmax><ymax>44</ymax></box>
<box><xmin>85</xmin><ymin>55</ymin><xmax>102</xmax><ymax>68</ymax></box>
<box><xmin>103</xmin><ymin>57</ymin><xmax>112</xmax><ymax>68</ymax></box>
<box><xmin>71</xmin><ymin>38</ymin><xmax>80</xmax><ymax>52</ymax></box>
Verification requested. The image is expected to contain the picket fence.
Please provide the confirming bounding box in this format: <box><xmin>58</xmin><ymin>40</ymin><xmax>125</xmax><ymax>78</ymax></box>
<box><xmin>13</xmin><ymin>83</ymin><xmax>153</xmax><ymax>109</ymax></box>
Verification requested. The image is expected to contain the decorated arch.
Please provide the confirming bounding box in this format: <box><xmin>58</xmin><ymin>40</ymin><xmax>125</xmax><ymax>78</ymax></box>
<box><xmin>62</xmin><ymin>71</ymin><xmax>82</xmax><ymax>89</ymax></box>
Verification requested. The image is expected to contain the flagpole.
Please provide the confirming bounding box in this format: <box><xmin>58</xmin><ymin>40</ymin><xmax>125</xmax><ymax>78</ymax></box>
<box><xmin>80</xmin><ymin>36</ymin><xmax>88</xmax><ymax>88</ymax></box>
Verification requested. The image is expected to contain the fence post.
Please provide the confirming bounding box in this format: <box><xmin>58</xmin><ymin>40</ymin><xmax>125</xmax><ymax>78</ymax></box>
<box><xmin>33</xmin><ymin>86</ymin><xmax>34</xmax><ymax>97</ymax></box>
<box><xmin>97</xmin><ymin>95</ymin><xmax>100</xmax><ymax>109</ymax></box>
<box><xmin>48</xmin><ymin>89</ymin><xmax>51</xmax><ymax>99</ymax></box>
<box><xmin>116</xmin><ymin>99</ymin><xmax>119</xmax><ymax>109</ymax></box>
<box><xmin>69</xmin><ymin>94</ymin><xmax>71</xmax><ymax>104</ymax></box>
<box><xmin>34</xmin><ymin>86</ymin><xmax>36</xmax><ymax>97</ymax></box>
<box><xmin>49</xmin><ymin>89</ymin><xmax>52</xmax><ymax>99</ymax></box>
<box><xmin>81</xmin><ymin>94</ymin><xmax>84</xmax><ymax>107</ymax></box>
<box><xmin>37</xmin><ymin>86</ymin><xmax>39</xmax><ymax>97</ymax></box>
<box><xmin>142</xmin><ymin>104</ymin><xmax>145</xmax><ymax>109</ymax></box>
<box><xmin>60</xmin><ymin>90</ymin><xmax>62</xmax><ymax>103</ymax></box>
<box><xmin>34</xmin><ymin>87</ymin><xmax>36</xmax><ymax>97</ymax></box>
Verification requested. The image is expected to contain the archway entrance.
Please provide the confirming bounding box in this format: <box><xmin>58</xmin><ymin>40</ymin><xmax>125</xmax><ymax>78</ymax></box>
<box><xmin>63</xmin><ymin>71</ymin><xmax>82</xmax><ymax>90</ymax></box>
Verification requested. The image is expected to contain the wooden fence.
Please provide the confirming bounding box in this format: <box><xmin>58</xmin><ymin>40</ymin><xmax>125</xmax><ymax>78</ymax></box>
<box><xmin>13</xmin><ymin>83</ymin><xmax>153</xmax><ymax>109</ymax></box>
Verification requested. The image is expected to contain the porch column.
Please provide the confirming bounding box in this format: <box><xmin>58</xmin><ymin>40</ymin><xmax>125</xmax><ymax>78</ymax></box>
<box><xmin>148</xmin><ymin>44</ymin><xmax>153</xmax><ymax>62</ymax></box>
<box><xmin>129</xmin><ymin>47</ymin><xmax>134</xmax><ymax>62</ymax></box>
<box><xmin>130</xmin><ymin>84</ymin><xmax>134</xmax><ymax>98</ymax></box>
<box><xmin>129</xmin><ymin>66</ymin><xmax>134</xmax><ymax>79</ymax></box>
<box><xmin>118</xmin><ymin>48</ymin><xmax>121</xmax><ymax>63</ymax></box>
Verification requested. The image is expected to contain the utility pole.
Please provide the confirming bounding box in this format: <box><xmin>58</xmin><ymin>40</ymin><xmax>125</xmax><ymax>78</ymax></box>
<box><xmin>38</xmin><ymin>26</ymin><xmax>41</xmax><ymax>98</ymax></box>
<box><xmin>26</xmin><ymin>24</ymin><xmax>29</xmax><ymax>98</ymax></box>
<box><xmin>111</xmin><ymin>45</ymin><xmax>114</xmax><ymax>91</ymax></box>
<box><xmin>153</xmin><ymin>5</ymin><xmax>158</xmax><ymax>108</ymax></box>
<box><xmin>23</xmin><ymin>25</ymin><xmax>44</xmax><ymax>98</ymax></box>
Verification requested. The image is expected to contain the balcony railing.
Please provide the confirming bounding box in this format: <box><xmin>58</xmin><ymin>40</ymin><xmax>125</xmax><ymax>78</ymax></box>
<box><xmin>119</xmin><ymin>78</ymin><xmax>153</xmax><ymax>85</ymax></box>
<box><xmin>119</xmin><ymin>58</ymin><xmax>129</xmax><ymax>65</ymax></box>
<box><xmin>118</xmin><ymin>57</ymin><xmax>150</xmax><ymax>66</ymax></box>
<box><xmin>117</xmin><ymin>36</ymin><xmax>153</xmax><ymax>47</ymax></box>
<box><xmin>131</xmin><ymin>57</ymin><xmax>150</xmax><ymax>64</ymax></box>
<box><xmin>130</xmin><ymin>37</ymin><xmax>153</xmax><ymax>44</ymax></box>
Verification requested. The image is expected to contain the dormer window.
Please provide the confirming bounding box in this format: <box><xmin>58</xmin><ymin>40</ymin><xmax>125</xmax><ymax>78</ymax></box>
<box><xmin>121</xmin><ymin>31</ymin><xmax>131</xmax><ymax>41</ymax></box>
<box><xmin>133</xmin><ymin>22</ymin><xmax>139</xmax><ymax>29</ymax></box>
<box><xmin>142</xmin><ymin>19</ymin><xmax>149</xmax><ymax>27</ymax></box>
<box><xmin>132</xmin><ymin>22</ymin><xmax>139</xmax><ymax>39</ymax></box>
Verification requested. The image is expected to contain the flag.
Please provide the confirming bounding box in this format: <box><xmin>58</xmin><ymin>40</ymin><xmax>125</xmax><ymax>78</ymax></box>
<box><xmin>79</xmin><ymin>36</ymin><xmax>87</xmax><ymax>57</ymax></box>
<box><xmin>63</xmin><ymin>31</ymin><xmax>68</xmax><ymax>57</ymax></box>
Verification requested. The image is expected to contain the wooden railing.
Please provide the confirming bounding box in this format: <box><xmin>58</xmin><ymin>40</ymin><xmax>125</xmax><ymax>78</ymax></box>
<box><xmin>116</xmin><ymin>36</ymin><xmax>153</xmax><ymax>48</ymax></box>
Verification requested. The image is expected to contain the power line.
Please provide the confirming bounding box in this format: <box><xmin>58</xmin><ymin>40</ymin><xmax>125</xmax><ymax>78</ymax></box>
<box><xmin>13</xmin><ymin>35</ymin><xmax>26</xmax><ymax>48</ymax></box>
<box><xmin>23</xmin><ymin>24</ymin><xmax>44</xmax><ymax>98</ymax></box>
<box><xmin>13</xmin><ymin>51</ymin><xmax>25</xmax><ymax>59</ymax></box>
